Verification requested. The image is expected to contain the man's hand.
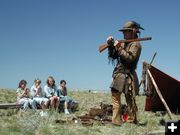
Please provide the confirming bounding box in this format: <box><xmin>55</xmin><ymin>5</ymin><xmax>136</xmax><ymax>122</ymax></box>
<box><xmin>114</xmin><ymin>40</ymin><xmax>119</xmax><ymax>47</ymax></box>
<box><xmin>106</xmin><ymin>36</ymin><xmax>114</xmax><ymax>45</ymax></box>
<box><xmin>114</xmin><ymin>40</ymin><xmax>123</xmax><ymax>52</ymax></box>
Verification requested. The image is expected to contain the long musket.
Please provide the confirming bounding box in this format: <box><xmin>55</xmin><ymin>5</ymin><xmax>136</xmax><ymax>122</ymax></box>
<box><xmin>98</xmin><ymin>37</ymin><xmax>152</xmax><ymax>53</ymax></box>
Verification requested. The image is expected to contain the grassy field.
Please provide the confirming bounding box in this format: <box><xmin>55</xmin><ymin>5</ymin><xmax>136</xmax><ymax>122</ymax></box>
<box><xmin>0</xmin><ymin>89</ymin><xmax>180</xmax><ymax>135</ymax></box>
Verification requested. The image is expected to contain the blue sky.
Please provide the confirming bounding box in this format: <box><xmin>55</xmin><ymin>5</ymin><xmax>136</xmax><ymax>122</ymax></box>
<box><xmin>0</xmin><ymin>0</ymin><xmax>180</xmax><ymax>90</ymax></box>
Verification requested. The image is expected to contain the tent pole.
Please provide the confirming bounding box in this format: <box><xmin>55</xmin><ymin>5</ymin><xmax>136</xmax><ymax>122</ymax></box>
<box><xmin>147</xmin><ymin>69</ymin><xmax>173</xmax><ymax>120</ymax></box>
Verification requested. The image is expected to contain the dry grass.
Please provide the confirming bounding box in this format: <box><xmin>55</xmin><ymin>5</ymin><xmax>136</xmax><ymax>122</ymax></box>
<box><xmin>0</xmin><ymin>89</ymin><xmax>180</xmax><ymax>135</ymax></box>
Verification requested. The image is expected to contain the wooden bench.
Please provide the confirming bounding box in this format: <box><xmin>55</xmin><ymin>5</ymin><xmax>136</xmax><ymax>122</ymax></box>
<box><xmin>0</xmin><ymin>101</ymin><xmax>79</xmax><ymax>111</ymax></box>
<box><xmin>0</xmin><ymin>103</ymin><xmax>22</xmax><ymax>109</ymax></box>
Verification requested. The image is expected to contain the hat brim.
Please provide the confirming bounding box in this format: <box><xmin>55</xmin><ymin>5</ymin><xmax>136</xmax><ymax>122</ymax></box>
<box><xmin>119</xmin><ymin>28</ymin><xmax>133</xmax><ymax>32</ymax></box>
<box><xmin>119</xmin><ymin>27</ymin><xmax>144</xmax><ymax>32</ymax></box>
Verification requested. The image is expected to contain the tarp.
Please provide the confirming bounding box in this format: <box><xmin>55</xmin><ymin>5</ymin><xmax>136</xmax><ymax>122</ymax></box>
<box><xmin>145</xmin><ymin>65</ymin><xmax>180</xmax><ymax>113</ymax></box>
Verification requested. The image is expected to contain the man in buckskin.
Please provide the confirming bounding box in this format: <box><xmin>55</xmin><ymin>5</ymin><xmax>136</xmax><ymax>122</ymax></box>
<box><xmin>106</xmin><ymin>21</ymin><xmax>144</xmax><ymax>125</ymax></box>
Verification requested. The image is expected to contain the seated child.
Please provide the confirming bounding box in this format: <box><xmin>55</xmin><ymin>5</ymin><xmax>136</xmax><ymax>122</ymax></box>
<box><xmin>16</xmin><ymin>80</ymin><xmax>36</xmax><ymax>112</ymax></box>
<box><xmin>44</xmin><ymin>76</ymin><xmax>59</xmax><ymax>111</ymax></box>
<box><xmin>30</xmin><ymin>79</ymin><xmax>49</xmax><ymax>116</ymax></box>
<box><xmin>57</xmin><ymin>80</ymin><xmax>73</xmax><ymax>114</ymax></box>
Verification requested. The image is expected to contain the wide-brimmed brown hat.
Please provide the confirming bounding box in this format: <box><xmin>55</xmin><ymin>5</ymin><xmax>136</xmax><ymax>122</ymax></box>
<box><xmin>119</xmin><ymin>21</ymin><xmax>144</xmax><ymax>32</ymax></box>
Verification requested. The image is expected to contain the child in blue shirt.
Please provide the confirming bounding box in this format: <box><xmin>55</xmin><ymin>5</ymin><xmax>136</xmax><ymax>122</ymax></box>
<box><xmin>57</xmin><ymin>80</ymin><xmax>72</xmax><ymax>114</ymax></box>
<box><xmin>44</xmin><ymin>76</ymin><xmax>59</xmax><ymax>111</ymax></box>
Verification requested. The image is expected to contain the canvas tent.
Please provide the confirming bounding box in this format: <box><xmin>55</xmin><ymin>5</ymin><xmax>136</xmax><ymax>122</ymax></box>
<box><xmin>142</xmin><ymin>62</ymin><xmax>180</xmax><ymax>114</ymax></box>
